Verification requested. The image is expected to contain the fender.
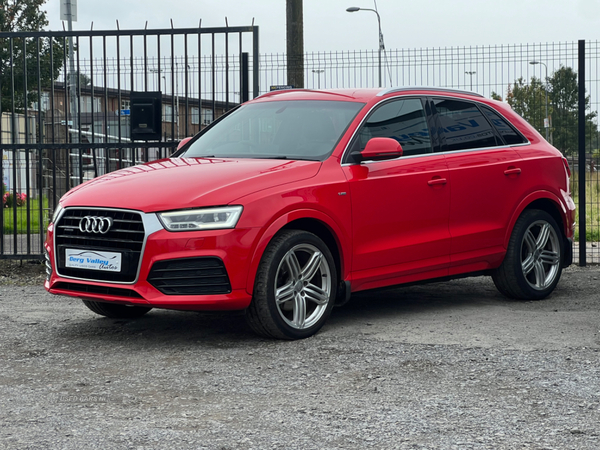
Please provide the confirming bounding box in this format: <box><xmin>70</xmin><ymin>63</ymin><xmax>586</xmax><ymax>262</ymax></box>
<box><xmin>503</xmin><ymin>190</ymin><xmax>570</xmax><ymax>248</ymax></box>
<box><xmin>244</xmin><ymin>208</ymin><xmax>350</xmax><ymax>295</ymax></box>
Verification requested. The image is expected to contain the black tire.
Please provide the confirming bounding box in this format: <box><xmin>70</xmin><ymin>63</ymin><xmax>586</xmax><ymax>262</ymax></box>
<box><xmin>82</xmin><ymin>300</ymin><xmax>152</xmax><ymax>319</ymax></box>
<box><xmin>246</xmin><ymin>230</ymin><xmax>337</xmax><ymax>340</ymax></box>
<box><xmin>492</xmin><ymin>209</ymin><xmax>563</xmax><ymax>300</ymax></box>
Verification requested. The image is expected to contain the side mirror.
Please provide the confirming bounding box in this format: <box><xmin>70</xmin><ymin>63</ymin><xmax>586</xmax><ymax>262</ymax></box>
<box><xmin>177</xmin><ymin>136</ymin><xmax>193</xmax><ymax>151</ymax></box>
<box><xmin>360</xmin><ymin>137</ymin><xmax>403</xmax><ymax>162</ymax></box>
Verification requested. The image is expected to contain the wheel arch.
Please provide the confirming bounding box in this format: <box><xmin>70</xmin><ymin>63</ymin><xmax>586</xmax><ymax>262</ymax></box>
<box><xmin>280</xmin><ymin>218</ymin><xmax>343</xmax><ymax>287</ymax></box>
<box><xmin>505</xmin><ymin>192</ymin><xmax>569</xmax><ymax>249</ymax></box>
<box><xmin>245</xmin><ymin>210</ymin><xmax>348</xmax><ymax>295</ymax></box>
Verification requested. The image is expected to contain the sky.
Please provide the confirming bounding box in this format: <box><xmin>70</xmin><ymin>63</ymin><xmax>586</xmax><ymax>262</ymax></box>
<box><xmin>44</xmin><ymin>0</ymin><xmax>600</xmax><ymax>54</ymax></box>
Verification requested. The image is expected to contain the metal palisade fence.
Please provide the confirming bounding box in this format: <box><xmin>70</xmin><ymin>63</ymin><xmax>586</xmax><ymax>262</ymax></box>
<box><xmin>0</xmin><ymin>24</ymin><xmax>259</xmax><ymax>259</ymax></box>
<box><xmin>0</xmin><ymin>32</ymin><xmax>598</xmax><ymax>264</ymax></box>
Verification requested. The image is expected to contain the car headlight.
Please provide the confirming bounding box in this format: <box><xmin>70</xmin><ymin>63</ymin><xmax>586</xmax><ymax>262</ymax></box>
<box><xmin>51</xmin><ymin>204</ymin><xmax>64</xmax><ymax>224</ymax></box>
<box><xmin>158</xmin><ymin>206</ymin><xmax>243</xmax><ymax>231</ymax></box>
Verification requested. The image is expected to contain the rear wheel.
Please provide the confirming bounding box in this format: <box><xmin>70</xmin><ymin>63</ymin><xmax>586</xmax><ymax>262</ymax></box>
<box><xmin>82</xmin><ymin>300</ymin><xmax>152</xmax><ymax>319</ymax></box>
<box><xmin>493</xmin><ymin>209</ymin><xmax>563</xmax><ymax>300</ymax></box>
<box><xmin>246</xmin><ymin>230</ymin><xmax>337</xmax><ymax>340</ymax></box>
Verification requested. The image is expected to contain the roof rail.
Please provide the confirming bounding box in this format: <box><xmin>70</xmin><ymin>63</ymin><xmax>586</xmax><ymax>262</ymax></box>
<box><xmin>255</xmin><ymin>89</ymin><xmax>358</xmax><ymax>100</ymax></box>
<box><xmin>377</xmin><ymin>86</ymin><xmax>484</xmax><ymax>98</ymax></box>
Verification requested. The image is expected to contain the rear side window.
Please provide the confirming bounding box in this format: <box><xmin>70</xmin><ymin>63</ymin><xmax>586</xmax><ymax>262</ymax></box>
<box><xmin>434</xmin><ymin>99</ymin><xmax>499</xmax><ymax>151</ymax></box>
<box><xmin>481</xmin><ymin>107</ymin><xmax>527</xmax><ymax>145</ymax></box>
<box><xmin>348</xmin><ymin>98</ymin><xmax>432</xmax><ymax>160</ymax></box>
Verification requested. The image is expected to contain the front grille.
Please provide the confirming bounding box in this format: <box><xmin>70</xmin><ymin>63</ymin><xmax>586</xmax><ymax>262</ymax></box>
<box><xmin>55</xmin><ymin>208</ymin><xmax>145</xmax><ymax>283</ymax></box>
<box><xmin>147</xmin><ymin>257</ymin><xmax>231</xmax><ymax>295</ymax></box>
<box><xmin>53</xmin><ymin>282</ymin><xmax>143</xmax><ymax>299</ymax></box>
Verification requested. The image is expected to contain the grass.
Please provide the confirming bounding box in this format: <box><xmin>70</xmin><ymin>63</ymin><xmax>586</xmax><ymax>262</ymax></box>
<box><xmin>571</xmin><ymin>169</ymin><xmax>600</xmax><ymax>242</ymax></box>
<box><xmin>1</xmin><ymin>174</ymin><xmax>599</xmax><ymax>242</ymax></box>
<box><xmin>2</xmin><ymin>197</ymin><xmax>49</xmax><ymax>235</ymax></box>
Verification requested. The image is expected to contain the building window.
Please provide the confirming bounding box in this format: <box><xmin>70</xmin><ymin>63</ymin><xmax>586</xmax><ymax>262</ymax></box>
<box><xmin>121</xmin><ymin>100</ymin><xmax>130</xmax><ymax>111</ymax></box>
<box><xmin>80</xmin><ymin>96</ymin><xmax>101</xmax><ymax>113</ymax></box>
<box><xmin>163</xmin><ymin>104</ymin><xmax>173</xmax><ymax>123</ymax></box>
<box><xmin>201</xmin><ymin>108</ymin><xmax>213</xmax><ymax>125</ymax></box>
<box><xmin>191</xmin><ymin>107</ymin><xmax>199</xmax><ymax>125</ymax></box>
<box><xmin>40</xmin><ymin>92</ymin><xmax>50</xmax><ymax>111</ymax></box>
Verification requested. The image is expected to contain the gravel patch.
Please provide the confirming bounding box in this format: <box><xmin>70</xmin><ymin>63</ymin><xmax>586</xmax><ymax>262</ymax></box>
<box><xmin>0</xmin><ymin>263</ymin><xmax>599</xmax><ymax>449</ymax></box>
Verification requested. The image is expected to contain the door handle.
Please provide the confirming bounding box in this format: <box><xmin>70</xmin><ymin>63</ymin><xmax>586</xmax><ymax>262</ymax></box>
<box><xmin>504</xmin><ymin>167</ymin><xmax>522</xmax><ymax>176</ymax></box>
<box><xmin>427</xmin><ymin>177</ymin><xmax>447</xmax><ymax>186</ymax></box>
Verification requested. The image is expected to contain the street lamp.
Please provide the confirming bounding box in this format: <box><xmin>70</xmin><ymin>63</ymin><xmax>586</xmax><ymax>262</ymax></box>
<box><xmin>529</xmin><ymin>61</ymin><xmax>550</xmax><ymax>142</ymax></box>
<box><xmin>312</xmin><ymin>69</ymin><xmax>325</xmax><ymax>89</ymax></box>
<box><xmin>149</xmin><ymin>68</ymin><xmax>160</xmax><ymax>91</ymax></box>
<box><xmin>346</xmin><ymin>6</ymin><xmax>384</xmax><ymax>88</ymax></box>
<box><xmin>465</xmin><ymin>71</ymin><xmax>476</xmax><ymax>91</ymax></box>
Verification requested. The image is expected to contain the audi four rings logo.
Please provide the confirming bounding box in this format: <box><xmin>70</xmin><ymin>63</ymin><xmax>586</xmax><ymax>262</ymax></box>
<box><xmin>79</xmin><ymin>216</ymin><xmax>113</xmax><ymax>234</ymax></box>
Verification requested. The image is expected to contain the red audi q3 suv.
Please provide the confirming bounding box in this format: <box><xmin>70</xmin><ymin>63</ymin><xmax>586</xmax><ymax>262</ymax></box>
<box><xmin>45</xmin><ymin>87</ymin><xmax>575</xmax><ymax>339</ymax></box>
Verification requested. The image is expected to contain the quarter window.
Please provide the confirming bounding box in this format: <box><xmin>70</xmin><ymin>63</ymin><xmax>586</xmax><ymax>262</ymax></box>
<box><xmin>434</xmin><ymin>99</ymin><xmax>498</xmax><ymax>151</ymax></box>
<box><xmin>481</xmin><ymin>107</ymin><xmax>527</xmax><ymax>145</ymax></box>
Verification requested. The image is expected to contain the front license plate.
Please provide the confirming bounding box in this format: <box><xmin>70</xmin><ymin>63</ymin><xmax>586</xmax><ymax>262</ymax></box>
<box><xmin>65</xmin><ymin>249</ymin><xmax>122</xmax><ymax>272</ymax></box>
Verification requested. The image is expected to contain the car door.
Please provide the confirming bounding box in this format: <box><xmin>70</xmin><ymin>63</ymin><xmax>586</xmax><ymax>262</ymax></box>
<box><xmin>342</xmin><ymin>97</ymin><xmax>451</xmax><ymax>291</ymax></box>
<box><xmin>432</xmin><ymin>98</ymin><xmax>526</xmax><ymax>274</ymax></box>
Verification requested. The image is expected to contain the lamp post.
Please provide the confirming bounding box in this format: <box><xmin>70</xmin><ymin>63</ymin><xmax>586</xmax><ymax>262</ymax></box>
<box><xmin>465</xmin><ymin>71</ymin><xmax>476</xmax><ymax>91</ymax></box>
<box><xmin>529</xmin><ymin>61</ymin><xmax>550</xmax><ymax>142</ymax></box>
<box><xmin>312</xmin><ymin>69</ymin><xmax>325</xmax><ymax>89</ymax></box>
<box><xmin>149</xmin><ymin>68</ymin><xmax>160</xmax><ymax>90</ymax></box>
<box><xmin>346</xmin><ymin>6</ymin><xmax>384</xmax><ymax>87</ymax></box>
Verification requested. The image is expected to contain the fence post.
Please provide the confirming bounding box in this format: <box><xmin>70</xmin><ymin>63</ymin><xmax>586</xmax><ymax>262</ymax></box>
<box><xmin>253</xmin><ymin>26</ymin><xmax>260</xmax><ymax>99</ymax></box>
<box><xmin>241</xmin><ymin>52</ymin><xmax>249</xmax><ymax>103</ymax></box>
<box><xmin>578</xmin><ymin>40</ymin><xmax>586</xmax><ymax>267</ymax></box>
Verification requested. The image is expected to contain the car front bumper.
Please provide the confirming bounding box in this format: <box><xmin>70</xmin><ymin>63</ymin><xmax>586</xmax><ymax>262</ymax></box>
<box><xmin>45</xmin><ymin>224</ymin><xmax>259</xmax><ymax>311</ymax></box>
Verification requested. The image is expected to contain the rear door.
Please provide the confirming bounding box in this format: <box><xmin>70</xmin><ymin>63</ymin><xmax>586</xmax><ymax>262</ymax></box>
<box><xmin>433</xmin><ymin>98</ymin><xmax>527</xmax><ymax>274</ymax></box>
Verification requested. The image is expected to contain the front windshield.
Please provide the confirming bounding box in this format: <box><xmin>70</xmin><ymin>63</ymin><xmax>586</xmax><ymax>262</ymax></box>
<box><xmin>181</xmin><ymin>100</ymin><xmax>364</xmax><ymax>161</ymax></box>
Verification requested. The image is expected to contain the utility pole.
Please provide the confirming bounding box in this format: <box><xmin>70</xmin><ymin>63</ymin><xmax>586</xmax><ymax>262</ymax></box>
<box><xmin>286</xmin><ymin>0</ymin><xmax>304</xmax><ymax>88</ymax></box>
<box><xmin>62</xmin><ymin>0</ymin><xmax>78</xmax><ymax>144</ymax></box>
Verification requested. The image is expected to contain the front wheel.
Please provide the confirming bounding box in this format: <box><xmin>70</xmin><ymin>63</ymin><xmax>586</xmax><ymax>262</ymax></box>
<box><xmin>82</xmin><ymin>300</ymin><xmax>152</xmax><ymax>319</ymax></box>
<box><xmin>493</xmin><ymin>209</ymin><xmax>563</xmax><ymax>300</ymax></box>
<box><xmin>246</xmin><ymin>230</ymin><xmax>337</xmax><ymax>340</ymax></box>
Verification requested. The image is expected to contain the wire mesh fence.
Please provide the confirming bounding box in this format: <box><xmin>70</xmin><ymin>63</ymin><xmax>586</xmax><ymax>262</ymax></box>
<box><xmin>0</xmin><ymin>32</ymin><xmax>598</xmax><ymax>263</ymax></box>
<box><xmin>261</xmin><ymin>42</ymin><xmax>599</xmax><ymax>264</ymax></box>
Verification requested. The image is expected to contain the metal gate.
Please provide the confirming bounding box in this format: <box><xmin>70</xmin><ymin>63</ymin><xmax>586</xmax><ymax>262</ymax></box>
<box><xmin>0</xmin><ymin>24</ymin><xmax>259</xmax><ymax>259</ymax></box>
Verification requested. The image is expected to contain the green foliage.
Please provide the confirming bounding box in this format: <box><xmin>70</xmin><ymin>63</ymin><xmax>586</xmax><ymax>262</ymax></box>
<box><xmin>507</xmin><ymin>76</ymin><xmax>548</xmax><ymax>134</ymax></box>
<box><xmin>549</xmin><ymin>66</ymin><xmax>597</xmax><ymax>157</ymax></box>
<box><xmin>506</xmin><ymin>66</ymin><xmax>598</xmax><ymax>157</ymax></box>
<box><xmin>0</xmin><ymin>0</ymin><xmax>65</xmax><ymax>113</ymax></box>
<box><xmin>3</xmin><ymin>192</ymin><xmax>27</xmax><ymax>208</ymax></box>
<box><xmin>570</xmin><ymin>170</ymin><xmax>600</xmax><ymax>242</ymax></box>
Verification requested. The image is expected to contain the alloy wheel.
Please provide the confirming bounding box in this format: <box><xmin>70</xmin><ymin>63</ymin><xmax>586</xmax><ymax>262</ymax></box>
<box><xmin>274</xmin><ymin>243</ymin><xmax>332</xmax><ymax>330</ymax></box>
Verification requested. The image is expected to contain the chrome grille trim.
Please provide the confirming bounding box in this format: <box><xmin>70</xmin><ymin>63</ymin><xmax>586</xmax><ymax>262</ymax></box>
<box><xmin>53</xmin><ymin>207</ymin><xmax>163</xmax><ymax>285</ymax></box>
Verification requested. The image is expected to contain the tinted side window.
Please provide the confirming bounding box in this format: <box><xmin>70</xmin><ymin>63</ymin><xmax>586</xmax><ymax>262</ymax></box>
<box><xmin>482</xmin><ymin>107</ymin><xmax>527</xmax><ymax>145</ymax></box>
<box><xmin>434</xmin><ymin>99</ymin><xmax>498</xmax><ymax>151</ymax></box>
<box><xmin>353</xmin><ymin>98</ymin><xmax>432</xmax><ymax>158</ymax></box>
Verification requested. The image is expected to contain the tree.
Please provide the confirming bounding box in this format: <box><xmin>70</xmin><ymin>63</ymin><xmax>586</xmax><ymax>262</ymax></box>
<box><xmin>78</xmin><ymin>71</ymin><xmax>91</xmax><ymax>88</ymax></box>
<box><xmin>506</xmin><ymin>76</ymin><xmax>549</xmax><ymax>135</ymax></box>
<box><xmin>0</xmin><ymin>0</ymin><xmax>64</xmax><ymax>113</ymax></box>
<box><xmin>505</xmin><ymin>67</ymin><xmax>598</xmax><ymax>156</ymax></box>
<box><xmin>548</xmin><ymin>66</ymin><xmax>597</xmax><ymax>156</ymax></box>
